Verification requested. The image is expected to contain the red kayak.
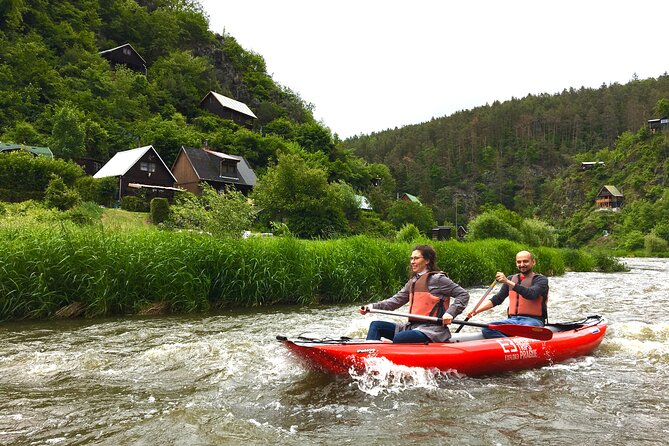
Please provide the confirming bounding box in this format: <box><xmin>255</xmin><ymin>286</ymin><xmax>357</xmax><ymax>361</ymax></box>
<box><xmin>278</xmin><ymin>315</ymin><xmax>607</xmax><ymax>377</ymax></box>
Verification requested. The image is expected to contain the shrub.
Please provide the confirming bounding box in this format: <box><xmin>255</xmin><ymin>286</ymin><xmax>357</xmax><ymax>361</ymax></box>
<box><xmin>75</xmin><ymin>176</ymin><xmax>118</xmax><ymax>206</ymax></box>
<box><xmin>64</xmin><ymin>201</ymin><xmax>103</xmax><ymax>226</ymax></box>
<box><xmin>467</xmin><ymin>213</ymin><xmax>522</xmax><ymax>242</ymax></box>
<box><xmin>44</xmin><ymin>175</ymin><xmax>81</xmax><ymax>211</ymax></box>
<box><xmin>396</xmin><ymin>223</ymin><xmax>422</xmax><ymax>242</ymax></box>
<box><xmin>644</xmin><ymin>233</ymin><xmax>668</xmax><ymax>254</ymax></box>
<box><xmin>150</xmin><ymin>198</ymin><xmax>170</xmax><ymax>224</ymax></box>
<box><xmin>0</xmin><ymin>151</ymin><xmax>84</xmax><ymax>202</ymax></box>
<box><xmin>121</xmin><ymin>195</ymin><xmax>149</xmax><ymax>212</ymax></box>
<box><xmin>520</xmin><ymin>218</ymin><xmax>557</xmax><ymax>247</ymax></box>
<box><xmin>620</xmin><ymin>230</ymin><xmax>645</xmax><ymax>251</ymax></box>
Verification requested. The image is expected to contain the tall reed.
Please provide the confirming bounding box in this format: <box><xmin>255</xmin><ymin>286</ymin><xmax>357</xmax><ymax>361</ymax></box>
<box><xmin>0</xmin><ymin>224</ymin><xmax>609</xmax><ymax>321</ymax></box>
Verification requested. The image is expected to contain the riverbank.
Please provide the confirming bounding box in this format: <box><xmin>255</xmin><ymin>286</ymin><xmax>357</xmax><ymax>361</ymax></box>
<box><xmin>0</xmin><ymin>222</ymin><xmax>621</xmax><ymax>321</ymax></box>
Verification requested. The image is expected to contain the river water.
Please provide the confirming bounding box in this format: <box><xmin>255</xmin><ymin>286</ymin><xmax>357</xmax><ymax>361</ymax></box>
<box><xmin>1</xmin><ymin>257</ymin><xmax>668</xmax><ymax>446</ymax></box>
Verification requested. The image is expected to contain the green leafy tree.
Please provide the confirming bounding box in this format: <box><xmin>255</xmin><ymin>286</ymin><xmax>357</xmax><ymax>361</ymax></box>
<box><xmin>386</xmin><ymin>200</ymin><xmax>436</xmax><ymax>235</ymax></box>
<box><xmin>148</xmin><ymin>50</ymin><xmax>214</xmax><ymax>116</ymax></box>
<box><xmin>50</xmin><ymin>103</ymin><xmax>86</xmax><ymax>160</ymax></box>
<box><xmin>466</xmin><ymin>212</ymin><xmax>523</xmax><ymax>242</ymax></box>
<box><xmin>251</xmin><ymin>151</ymin><xmax>353</xmax><ymax>238</ymax></box>
<box><xmin>3</xmin><ymin>121</ymin><xmax>42</xmax><ymax>145</ymax></box>
<box><xmin>166</xmin><ymin>185</ymin><xmax>257</xmax><ymax>237</ymax></box>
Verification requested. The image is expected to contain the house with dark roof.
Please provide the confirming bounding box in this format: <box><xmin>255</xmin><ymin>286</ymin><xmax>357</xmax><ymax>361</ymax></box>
<box><xmin>171</xmin><ymin>146</ymin><xmax>257</xmax><ymax>196</ymax></box>
<box><xmin>199</xmin><ymin>91</ymin><xmax>257</xmax><ymax>128</ymax></box>
<box><xmin>596</xmin><ymin>185</ymin><xmax>623</xmax><ymax>210</ymax></box>
<box><xmin>94</xmin><ymin>145</ymin><xmax>180</xmax><ymax>200</ymax></box>
<box><xmin>0</xmin><ymin>142</ymin><xmax>54</xmax><ymax>159</ymax></box>
<box><xmin>99</xmin><ymin>43</ymin><xmax>147</xmax><ymax>75</ymax></box>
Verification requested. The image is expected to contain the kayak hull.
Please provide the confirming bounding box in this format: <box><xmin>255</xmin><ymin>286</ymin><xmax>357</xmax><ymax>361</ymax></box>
<box><xmin>279</xmin><ymin>315</ymin><xmax>607</xmax><ymax>377</ymax></box>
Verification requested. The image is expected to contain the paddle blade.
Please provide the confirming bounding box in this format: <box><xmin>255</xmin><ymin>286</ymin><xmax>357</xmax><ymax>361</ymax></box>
<box><xmin>489</xmin><ymin>323</ymin><xmax>553</xmax><ymax>341</ymax></box>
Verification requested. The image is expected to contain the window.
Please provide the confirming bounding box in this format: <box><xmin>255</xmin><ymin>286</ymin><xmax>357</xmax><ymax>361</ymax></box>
<box><xmin>140</xmin><ymin>162</ymin><xmax>156</xmax><ymax>172</ymax></box>
<box><xmin>123</xmin><ymin>47</ymin><xmax>132</xmax><ymax>56</ymax></box>
<box><xmin>220</xmin><ymin>162</ymin><xmax>236</xmax><ymax>176</ymax></box>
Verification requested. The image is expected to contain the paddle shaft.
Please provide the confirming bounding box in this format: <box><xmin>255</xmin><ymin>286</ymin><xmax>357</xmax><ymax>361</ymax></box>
<box><xmin>367</xmin><ymin>308</ymin><xmax>553</xmax><ymax>340</ymax></box>
<box><xmin>454</xmin><ymin>279</ymin><xmax>497</xmax><ymax>333</ymax></box>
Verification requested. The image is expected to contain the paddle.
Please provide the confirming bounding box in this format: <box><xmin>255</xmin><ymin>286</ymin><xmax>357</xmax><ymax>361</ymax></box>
<box><xmin>367</xmin><ymin>308</ymin><xmax>553</xmax><ymax>341</ymax></box>
<box><xmin>455</xmin><ymin>279</ymin><xmax>497</xmax><ymax>333</ymax></box>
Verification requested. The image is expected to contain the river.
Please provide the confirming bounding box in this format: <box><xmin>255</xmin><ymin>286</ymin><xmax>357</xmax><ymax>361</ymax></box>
<box><xmin>1</xmin><ymin>257</ymin><xmax>668</xmax><ymax>445</ymax></box>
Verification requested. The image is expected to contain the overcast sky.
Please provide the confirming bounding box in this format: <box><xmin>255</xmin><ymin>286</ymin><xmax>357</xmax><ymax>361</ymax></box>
<box><xmin>199</xmin><ymin>0</ymin><xmax>669</xmax><ymax>139</ymax></box>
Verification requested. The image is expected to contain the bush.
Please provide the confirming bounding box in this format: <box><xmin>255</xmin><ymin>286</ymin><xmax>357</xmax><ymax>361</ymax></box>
<box><xmin>0</xmin><ymin>151</ymin><xmax>84</xmax><ymax>202</ymax></box>
<box><xmin>121</xmin><ymin>195</ymin><xmax>149</xmax><ymax>212</ymax></box>
<box><xmin>75</xmin><ymin>176</ymin><xmax>118</xmax><ymax>206</ymax></box>
<box><xmin>150</xmin><ymin>198</ymin><xmax>170</xmax><ymax>224</ymax></box>
<box><xmin>349</xmin><ymin>212</ymin><xmax>395</xmax><ymax>238</ymax></box>
<box><xmin>64</xmin><ymin>201</ymin><xmax>103</xmax><ymax>226</ymax></box>
<box><xmin>620</xmin><ymin>230</ymin><xmax>645</xmax><ymax>251</ymax></box>
<box><xmin>44</xmin><ymin>175</ymin><xmax>81</xmax><ymax>211</ymax></box>
<box><xmin>644</xmin><ymin>233</ymin><xmax>668</xmax><ymax>254</ymax></box>
<box><xmin>520</xmin><ymin>218</ymin><xmax>557</xmax><ymax>247</ymax></box>
<box><xmin>467</xmin><ymin>213</ymin><xmax>522</xmax><ymax>242</ymax></box>
<box><xmin>396</xmin><ymin>223</ymin><xmax>422</xmax><ymax>242</ymax></box>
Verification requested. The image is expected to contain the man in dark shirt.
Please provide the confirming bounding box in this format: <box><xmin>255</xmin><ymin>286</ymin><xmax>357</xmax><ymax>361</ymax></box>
<box><xmin>466</xmin><ymin>250</ymin><xmax>549</xmax><ymax>338</ymax></box>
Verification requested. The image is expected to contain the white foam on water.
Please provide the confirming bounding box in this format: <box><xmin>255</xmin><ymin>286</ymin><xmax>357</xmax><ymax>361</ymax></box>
<box><xmin>349</xmin><ymin>356</ymin><xmax>454</xmax><ymax>396</ymax></box>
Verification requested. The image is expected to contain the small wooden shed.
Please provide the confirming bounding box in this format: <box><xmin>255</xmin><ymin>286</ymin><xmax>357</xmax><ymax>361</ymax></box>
<box><xmin>199</xmin><ymin>91</ymin><xmax>257</xmax><ymax>128</ymax></box>
<box><xmin>99</xmin><ymin>43</ymin><xmax>147</xmax><ymax>75</ymax></box>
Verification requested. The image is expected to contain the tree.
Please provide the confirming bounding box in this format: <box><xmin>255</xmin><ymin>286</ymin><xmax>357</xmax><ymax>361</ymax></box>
<box><xmin>50</xmin><ymin>103</ymin><xmax>86</xmax><ymax>160</ymax></box>
<box><xmin>386</xmin><ymin>200</ymin><xmax>436</xmax><ymax>235</ymax></box>
<box><xmin>166</xmin><ymin>185</ymin><xmax>256</xmax><ymax>237</ymax></box>
<box><xmin>251</xmin><ymin>151</ymin><xmax>353</xmax><ymax>238</ymax></box>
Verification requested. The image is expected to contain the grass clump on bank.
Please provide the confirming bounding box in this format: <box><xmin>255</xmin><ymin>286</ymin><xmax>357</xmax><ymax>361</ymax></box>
<box><xmin>0</xmin><ymin>222</ymin><xmax>621</xmax><ymax>321</ymax></box>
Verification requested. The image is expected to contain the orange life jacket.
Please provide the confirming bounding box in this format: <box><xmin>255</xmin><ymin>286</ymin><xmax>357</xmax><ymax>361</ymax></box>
<box><xmin>408</xmin><ymin>272</ymin><xmax>450</xmax><ymax>322</ymax></box>
<box><xmin>508</xmin><ymin>272</ymin><xmax>548</xmax><ymax>321</ymax></box>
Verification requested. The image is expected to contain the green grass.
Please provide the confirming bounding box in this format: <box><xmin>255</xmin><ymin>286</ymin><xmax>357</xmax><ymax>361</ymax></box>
<box><xmin>0</xmin><ymin>221</ymin><xmax>619</xmax><ymax>321</ymax></box>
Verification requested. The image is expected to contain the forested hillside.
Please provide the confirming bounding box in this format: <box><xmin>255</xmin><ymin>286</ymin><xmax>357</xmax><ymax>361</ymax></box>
<box><xmin>343</xmin><ymin>77</ymin><xmax>669</xmax><ymax>224</ymax></box>
<box><xmin>0</xmin><ymin>0</ymin><xmax>333</xmax><ymax>169</ymax></box>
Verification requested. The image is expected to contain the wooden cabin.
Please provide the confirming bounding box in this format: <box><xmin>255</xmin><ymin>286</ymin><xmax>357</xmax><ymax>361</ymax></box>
<box><xmin>171</xmin><ymin>146</ymin><xmax>257</xmax><ymax>196</ymax></box>
<box><xmin>99</xmin><ymin>43</ymin><xmax>147</xmax><ymax>75</ymax></box>
<box><xmin>648</xmin><ymin>117</ymin><xmax>669</xmax><ymax>134</ymax></box>
<box><xmin>399</xmin><ymin>192</ymin><xmax>422</xmax><ymax>205</ymax></box>
<box><xmin>596</xmin><ymin>185</ymin><xmax>623</xmax><ymax>210</ymax></box>
<box><xmin>94</xmin><ymin>145</ymin><xmax>180</xmax><ymax>201</ymax></box>
<box><xmin>199</xmin><ymin>91</ymin><xmax>257</xmax><ymax>128</ymax></box>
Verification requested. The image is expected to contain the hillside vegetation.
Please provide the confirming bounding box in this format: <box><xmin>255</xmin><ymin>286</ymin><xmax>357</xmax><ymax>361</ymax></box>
<box><xmin>1</xmin><ymin>0</ymin><xmax>667</xmax><ymax>252</ymax></box>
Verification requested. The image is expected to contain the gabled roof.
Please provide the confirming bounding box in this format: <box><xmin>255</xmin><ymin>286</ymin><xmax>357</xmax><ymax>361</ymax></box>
<box><xmin>401</xmin><ymin>192</ymin><xmax>422</xmax><ymax>204</ymax></box>
<box><xmin>94</xmin><ymin>145</ymin><xmax>176</xmax><ymax>182</ymax></box>
<box><xmin>0</xmin><ymin>142</ymin><xmax>54</xmax><ymax>159</ymax></box>
<box><xmin>600</xmin><ymin>185</ymin><xmax>623</xmax><ymax>197</ymax></box>
<box><xmin>180</xmin><ymin>147</ymin><xmax>256</xmax><ymax>187</ymax></box>
<box><xmin>201</xmin><ymin>91</ymin><xmax>257</xmax><ymax>119</ymax></box>
<box><xmin>98</xmin><ymin>43</ymin><xmax>147</xmax><ymax>64</ymax></box>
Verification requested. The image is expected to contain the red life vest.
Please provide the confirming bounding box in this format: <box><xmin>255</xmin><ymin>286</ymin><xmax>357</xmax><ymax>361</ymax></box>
<box><xmin>408</xmin><ymin>272</ymin><xmax>450</xmax><ymax>322</ymax></box>
<box><xmin>508</xmin><ymin>272</ymin><xmax>548</xmax><ymax>321</ymax></box>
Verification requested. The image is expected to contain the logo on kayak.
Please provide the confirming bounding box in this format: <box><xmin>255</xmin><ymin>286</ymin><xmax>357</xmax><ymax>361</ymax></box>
<box><xmin>496</xmin><ymin>338</ymin><xmax>538</xmax><ymax>361</ymax></box>
<box><xmin>357</xmin><ymin>348</ymin><xmax>377</xmax><ymax>353</ymax></box>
